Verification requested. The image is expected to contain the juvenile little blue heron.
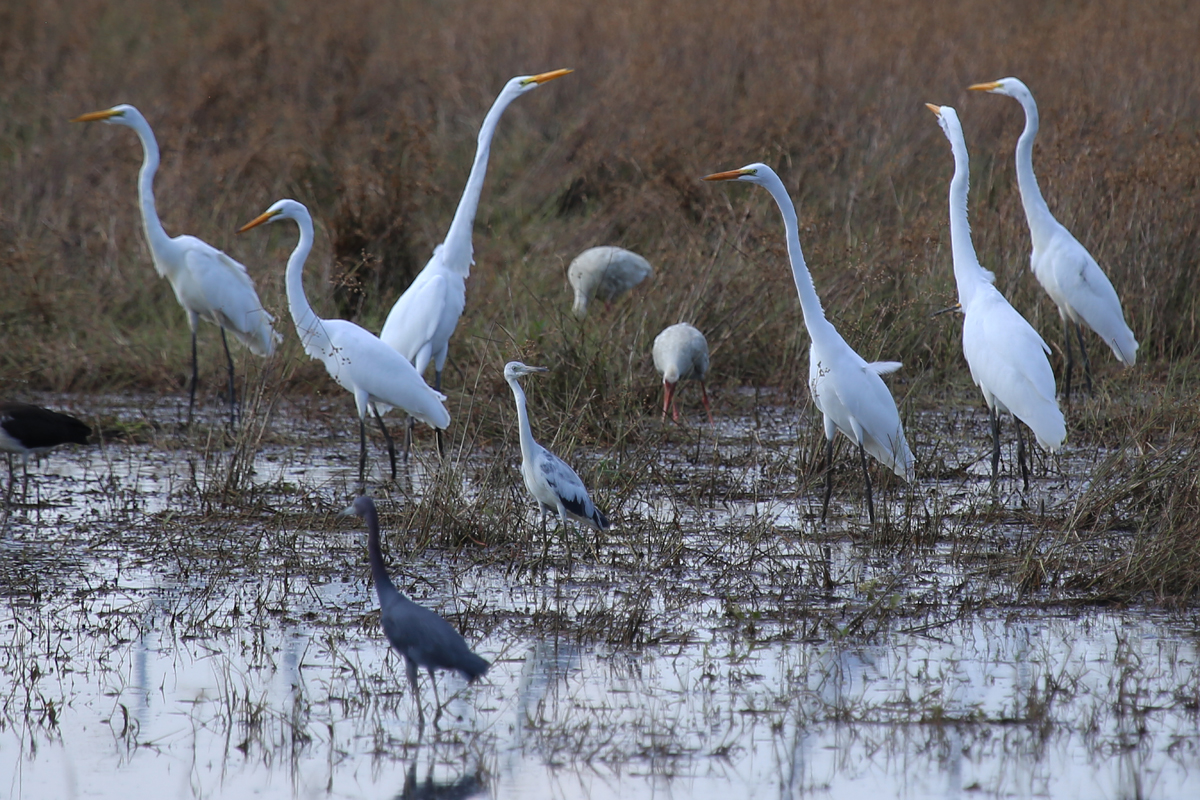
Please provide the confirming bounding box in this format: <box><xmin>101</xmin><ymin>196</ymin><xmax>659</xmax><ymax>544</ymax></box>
<box><xmin>0</xmin><ymin>402</ymin><xmax>91</xmax><ymax>500</ymax></box>
<box><xmin>341</xmin><ymin>496</ymin><xmax>489</xmax><ymax>730</ymax></box>
<box><xmin>503</xmin><ymin>361</ymin><xmax>610</xmax><ymax>560</ymax></box>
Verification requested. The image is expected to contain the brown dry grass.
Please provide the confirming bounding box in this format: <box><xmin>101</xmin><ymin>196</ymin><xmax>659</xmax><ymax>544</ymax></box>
<box><xmin>3</xmin><ymin>0</ymin><xmax>1198</xmax><ymax>400</ymax></box>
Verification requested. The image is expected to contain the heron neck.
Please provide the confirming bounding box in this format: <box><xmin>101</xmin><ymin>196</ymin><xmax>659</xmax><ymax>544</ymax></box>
<box><xmin>129</xmin><ymin>117</ymin><xmax>173</xmax><ymax>267</ymax></box>
<box><xmin>283</xmin><ymin>212</ymin><xmax>328</xmax><ymax>354</ymax></box>
<box><xmin>946</xmin><ymin>123</ymin><xmax>988</xmax><ymax>310</ymax></box>
<box><xmin>757</xmin><ymin>171</ymin><xmax>835</xmax><ymax>340</ymax></box>
<box><xmin>1013</xmin><ymin>92</ymin><xmax>1055</xmax><ymax>243</ymax></box>
<box><xmin>506</xmin><ymin>376</ymin><xmax>538</xmax><ymax>465</ymax></box>
<box><xmin>440</xmin><ymin>87</ymin><xmax>520</xmax><ymax>279</ymax></box>
<box><xmin>363</xmin><ymin>503</ymin><xmax>400</xmax><ymax>603</ymax></box>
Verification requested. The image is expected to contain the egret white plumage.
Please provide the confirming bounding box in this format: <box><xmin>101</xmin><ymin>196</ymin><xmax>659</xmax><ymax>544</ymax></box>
<box><xmin>927</xmin><ymin>103</ymin><xmax>1066</xmax><ymax>488</ymax></box>
<box><xmin>379</xmin><ymin>69</ymin><xmax>572</xmax><ymax>457</ymax></box>
<box><xmin>503</xmin><ymin>361</ymin><xmax>610</xmax><ymax>559</ymax></box>
<box><xmin>968</xmin><ymin>78</ymin><xmax>1138</xmax><ymax>401</ymax></box>
<box><xmin>1</xmin><ymin>402</ymin><xmax>91</xmax><ymax>501</ymax></box>
<box><xmin>239</xmin><ymin>200</ymin><xmax>449</xmax><ymax>490</ymax></box>
<box><xmin>703</xmin><ymin>164</ymin><xmax>914</xmax><ymax>524</ymax></box>
<box><xmin>652</xmin><ymin>323</ymin><xmax>713</xmax><ymax>423</ymax></box>
<box><xmin>341</xmin><ymin>496</ymin><xmax>489</xmax><ymax>731</ymax></box>
<box><xmin>73</xmin><ymin>105</ymin><xmax>279</xmax><ymax>426</ymax></box>
<box><xmin>568</xmin><ymin>246</ymin><xmax>654</xmax><ymax>319</ymax></box>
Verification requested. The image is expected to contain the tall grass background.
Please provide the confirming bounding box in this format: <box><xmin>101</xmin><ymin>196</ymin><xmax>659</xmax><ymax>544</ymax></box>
<box><xmin>2</xmin><ymin>0</ymin><xmax>1198</xmax><ymax>414</ymax></box>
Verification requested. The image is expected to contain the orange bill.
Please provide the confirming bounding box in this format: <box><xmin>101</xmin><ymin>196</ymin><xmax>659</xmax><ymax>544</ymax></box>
<box><xmin>702</xmin><ymin>168</ymin><xmax>753</xmax><ymax>181</ymax></box>
<box><xmin>968</xmin><ymin>81</ymin><xmax>1002</xmax><ymax>92</ymax></box>
<box><xmin>523</xmin><ymin>68</ymin><xmax>573</xmax><ymax>85</ymax></box>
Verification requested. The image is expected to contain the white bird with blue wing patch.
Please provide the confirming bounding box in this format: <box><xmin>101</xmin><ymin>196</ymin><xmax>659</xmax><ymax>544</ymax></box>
<box><xmin>503</xmin><ymin>362</ymin><xmax>609</xmax><ymax>559</ymax></box>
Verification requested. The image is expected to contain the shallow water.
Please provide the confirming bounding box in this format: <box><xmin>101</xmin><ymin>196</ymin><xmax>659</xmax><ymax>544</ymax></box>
<box><xmin>2</xmin><ymin>395</ymin><xmax>1197</xmax><ymax>798</ymax></box>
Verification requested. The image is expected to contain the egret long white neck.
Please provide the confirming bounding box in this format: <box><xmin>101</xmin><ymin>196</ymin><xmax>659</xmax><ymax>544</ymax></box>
<box><xmin>945</xmin><ymin>122</ymin><xmax>987</xmax><ymax>309</ymax></box>
<box><xmin>363</xmin><ymin>504</ymin><xmax>399</xmax><ymax>603</ymax></box>
<box><xmin>128</xmin><ymin>116</ymin><xmax>173</xmax><ymax>263</ymax></box>
<box><xmin>1012</xmin><ymin>90</ymin><xmax>1054</xmax><ymax>242</ymax></box>
<box><xmin>440</xmin><ymin>88</ymin><xmax>520</xmax><ymax>278</ymax></box>
<box><xmin>283</xmin><ymin>212</ymin><xmax>326</xmax><ymax>351</ymax></box>
<box><xmin>756</xmin><ymin>171</ymin><xmax>833</xmax><ymax>337</ymax></box>
<box><xmin>506</xmin><ymin>376</ymin><xmax>537</xmax><ymax>464</ymax></box>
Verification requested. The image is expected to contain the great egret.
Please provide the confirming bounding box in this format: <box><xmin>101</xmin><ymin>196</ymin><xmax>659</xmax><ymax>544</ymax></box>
<box><xmin>503</xmin><ymin>361</ymin><xmax>610</xmax><ymax>560</ymax></box>
<box><xmin>652</xmin><ymin>323</ymin><xmax>713</xmax><ymax>423</ymax></box>
<box><xmin>73</xmin><ymin>105</ymin><xmax>279</xmax><ymax>426</ymax></box>
<box><xmin>927</xmin><ymin>104</ymin><xmax>1066</xmax><ymax>487</ymax></box>
<box><xmin>341</xmin><ymin>496</ymin><xmax>489</xmax><ymax>731</ymax></box>
<box><xmin>1</xmin><ymin>402</ymin><xmax>91</xmax><ymax>501</ymax></box>
<box><xmin>704</xmin><ymin>164</ymin><xmax>914</xmax><ymax>524</ymax></box>
<box><xmin>379</xmin><ymin>69</ymin><xmax>572</xmax><ymax>457</ymax></box>
<box><xmin>568</xmin><ymin>246</ymin><xmax>654</xmax><ymax>319</ymax></box>
<box><xmin>968</xmin><ymin>78</ymin><xmax>1138</xmax><ymax>400</ymax></box>
<box><xmin>239</xmin><ymin>200</ymin><xmax>449</xmax><ymax>489</ymax></box>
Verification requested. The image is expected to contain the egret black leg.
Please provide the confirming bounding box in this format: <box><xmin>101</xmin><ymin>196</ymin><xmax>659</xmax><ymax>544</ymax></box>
<box><xmin>989</xmin><ymin>405</ymin><xmax>1001</xmax><ymax>485</ymax></box>
<box><xmin>1075</xmin><ymin>322</ymin><xmax>1094</xmax><ymax>396</ymax></box>
<box><xmin>1062</xmin><ymin>317</ymin><xmax>1074</xmax><ymax>404</ymax></box>
<box><xmin>858</xmin><ymin>441</ymin><xmax>875</xmax><ymax>525</ymax></box>
<box><xmin>405</xmin><ymin>657</ymin><xmax>424</xmax><ymax>733</ymax></box>
<box><xmin>435</xmin><ymin>428</ymin><xmax>446</xmax><ymax>460</ymax></box>
<box><xmin>188</xmin><ymin>329</ymin><xmax>199</xmax><ymax>426</ymax></box>
<box><xmin>434</xmin><ymin>369</ymin><xmax>443</xmax><ymax>393</ymax></box>
<box><xmin>4</xmin><ymin>455</ymin><xmax>13</xmax><ymax>507</ymax></box>
<box><xmin>358</xmin><ymin>415</ymin><xmax>368</xmax><ymax>493</ymax></box>
<box><xmin>1016</xmin><ymin>419</ymin><xmax>1030</xmax><ymax>491</ymax></box>
<box><xmin>221</xmin><ymin>328</ymin><xmax>237</xmax><ymax>428</ymax></box>
<box><xmin>821</xmin><ymin>438</ymin><xmax>834</xmax><ymax>523</ymax></box>
<box><xmin>372</xmin><ymin>405</ymin><xmax>397</xmax><ymax>480</ymax></box>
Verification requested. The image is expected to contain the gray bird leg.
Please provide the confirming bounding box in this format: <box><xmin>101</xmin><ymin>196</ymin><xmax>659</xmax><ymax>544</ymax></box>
<box><xmin>1016</xmin><ymin>419</ymin><xmax>1030</xmax><ymax>491</ymax></box>
<box><xmin>188</xmin><ymin>329</ymin><xmax>199</xmax><ymax>427</ymax></box>
<box><xmin>1075</xmin><ymin>321</ymin><xmax>1094</xmax><ymax>397</ymax></box>
<box><xmin>989</xmin><ymin>406</ymin><xmax>1001</xmax><ymax>485</ymax></box>
<box><xmin>372</xmin><ymin>405</ymin><xmax>397</xmax><ymax>480</ymax></box>
<box><xmin>428</xmin><ymin>667</ymin><xmax>443</xmax><ymax>730</ymax></box>
<box><xmin>821</xmin><ymin>438</ymin><xmax>834</xmax><ymax>523</ymax></box>
<box><xmin>858</xmin><ymin>441</ymin><xmax>875</xmax><ymax>525</ymax></box>
<box><xmin>405</xmin><ymin>656</ymin><xmax>424</xmax><ymax>733</ymax></box>
<box><xmin>402</xmin><ymin>416</ymin><xmax>414</xmax><ymax>464</ymax></box>
<box><xmin>221</xmin><ymin>328</ymin><xmax>237</xmax><ymax>429</ymax></box>
<box><xmin>358</xmin><ymin>415</ymin><xmax>368</xmax><ymax>494</ymax></box>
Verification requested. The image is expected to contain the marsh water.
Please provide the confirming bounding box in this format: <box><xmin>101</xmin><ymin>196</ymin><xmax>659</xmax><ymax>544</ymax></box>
<box><xmin>2</xmin><ymin>394</ymin><xmax>1198</xmax><ymax>799</ymax></box>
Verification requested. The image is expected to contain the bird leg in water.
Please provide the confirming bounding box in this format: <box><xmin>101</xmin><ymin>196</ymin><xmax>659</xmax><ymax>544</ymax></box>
<box><xmin>402</xmin><ymin>416</ymin><xmax>414</xmax><ymax>464</ymax></box>
<box><xmin>989</xmin><ymin>406</ymin><xmax>1002</xmax><ymax>485</ymax></box>
<box><xmin>858</xmin><ymin>441</ymin><xmax>876</xmax><ymax>525</ymax></box>
<box><xmin>1074</xmin><ymin>321</ymin><xmax>1094</xmax><ymax>397</ymax></box>
<box><xmin>1016</xmin><ymin>419</ymin><xmax>1030</xmax><ymax>491</ymax></box>
<box><xmin>405</xmin><ymin>656</ymin><xmax>425</xmax><ymax>733</ymax></box>
<box><xmin>428</xmin><ymin>667</ymin><xmax>443</xmax><ymax>730</ymax></box>
<box><xmin>700</xmin><ymin>381</ymin><xmax>714</xmax><ymax>425</ymax></box>
<box><xmin>371</xmin><ymin>405</ymin><xmax>397</xmax><ymax>480</ymax></box>
<box><xmin>188</xmin><ymin>329</ymin><xmax>199</xmax><ymax>427</ymax></box>
<box><xmin>821</xmin><ymin>438</ymin><xmax>834</xmax><ymax>523</ymax></box>
<box><xmin>221</xmin><ymin>328</ymin><xmax>238</xmax><ymax>429</ymax></box>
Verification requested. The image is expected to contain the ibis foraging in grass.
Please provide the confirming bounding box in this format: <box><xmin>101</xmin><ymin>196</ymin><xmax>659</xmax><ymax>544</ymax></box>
<box><xmin>652</xmin><ymin>323</ymin><xmax>713</xmax><ymax>424</ymax></box>
<box><xmin>239</xmin><ymin>200</ymin><xmax>450</xmax><ymax>491</ymax></box>
<box><xmin>568</xmin><ymin>246</ymin><xmax>653</xmax><ymax>319</ymax></box>
<box><xmin>503</xmin><ymin>361</ymin><xmax>610</xmax><ymax>559</ymax></box>
<box><xmin>341</xmin><ymin>496</ymin><xmax>489</xmax><ymax>731</ymax></box>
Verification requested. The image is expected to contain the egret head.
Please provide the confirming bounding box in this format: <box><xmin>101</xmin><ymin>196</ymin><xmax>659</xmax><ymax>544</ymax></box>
<box><xmin>505</xmin><ymin>68</ymin><xmax>573</xmax><ymax>98</ymax></box>
<box><xmin>503</xmin><ymin>361</ymin><xmax>549</xmax><ymax>381</ymax></box>
<box><xmin>71</xmin><ymin>103</ymin><xmax>146</xmax><ymax>128</ymax></box>
<box><xmin>238</xmin><ymin>199</ymin><xmax>306</xmax><ymax>232</ymax></box>
<box><xmin>702</xmin><ymin>163</ymin><xmax>771</xmax><ymax>186</ymax></box>
<box><xmin>968</xmin><ymin>77</ymin><xmax>1031</xmax><ymax>99</ymax></box>
<box><xmin>926</xmin><ymin>103</ymin><xmax>961</xmax><ymax>140</ymax></box>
